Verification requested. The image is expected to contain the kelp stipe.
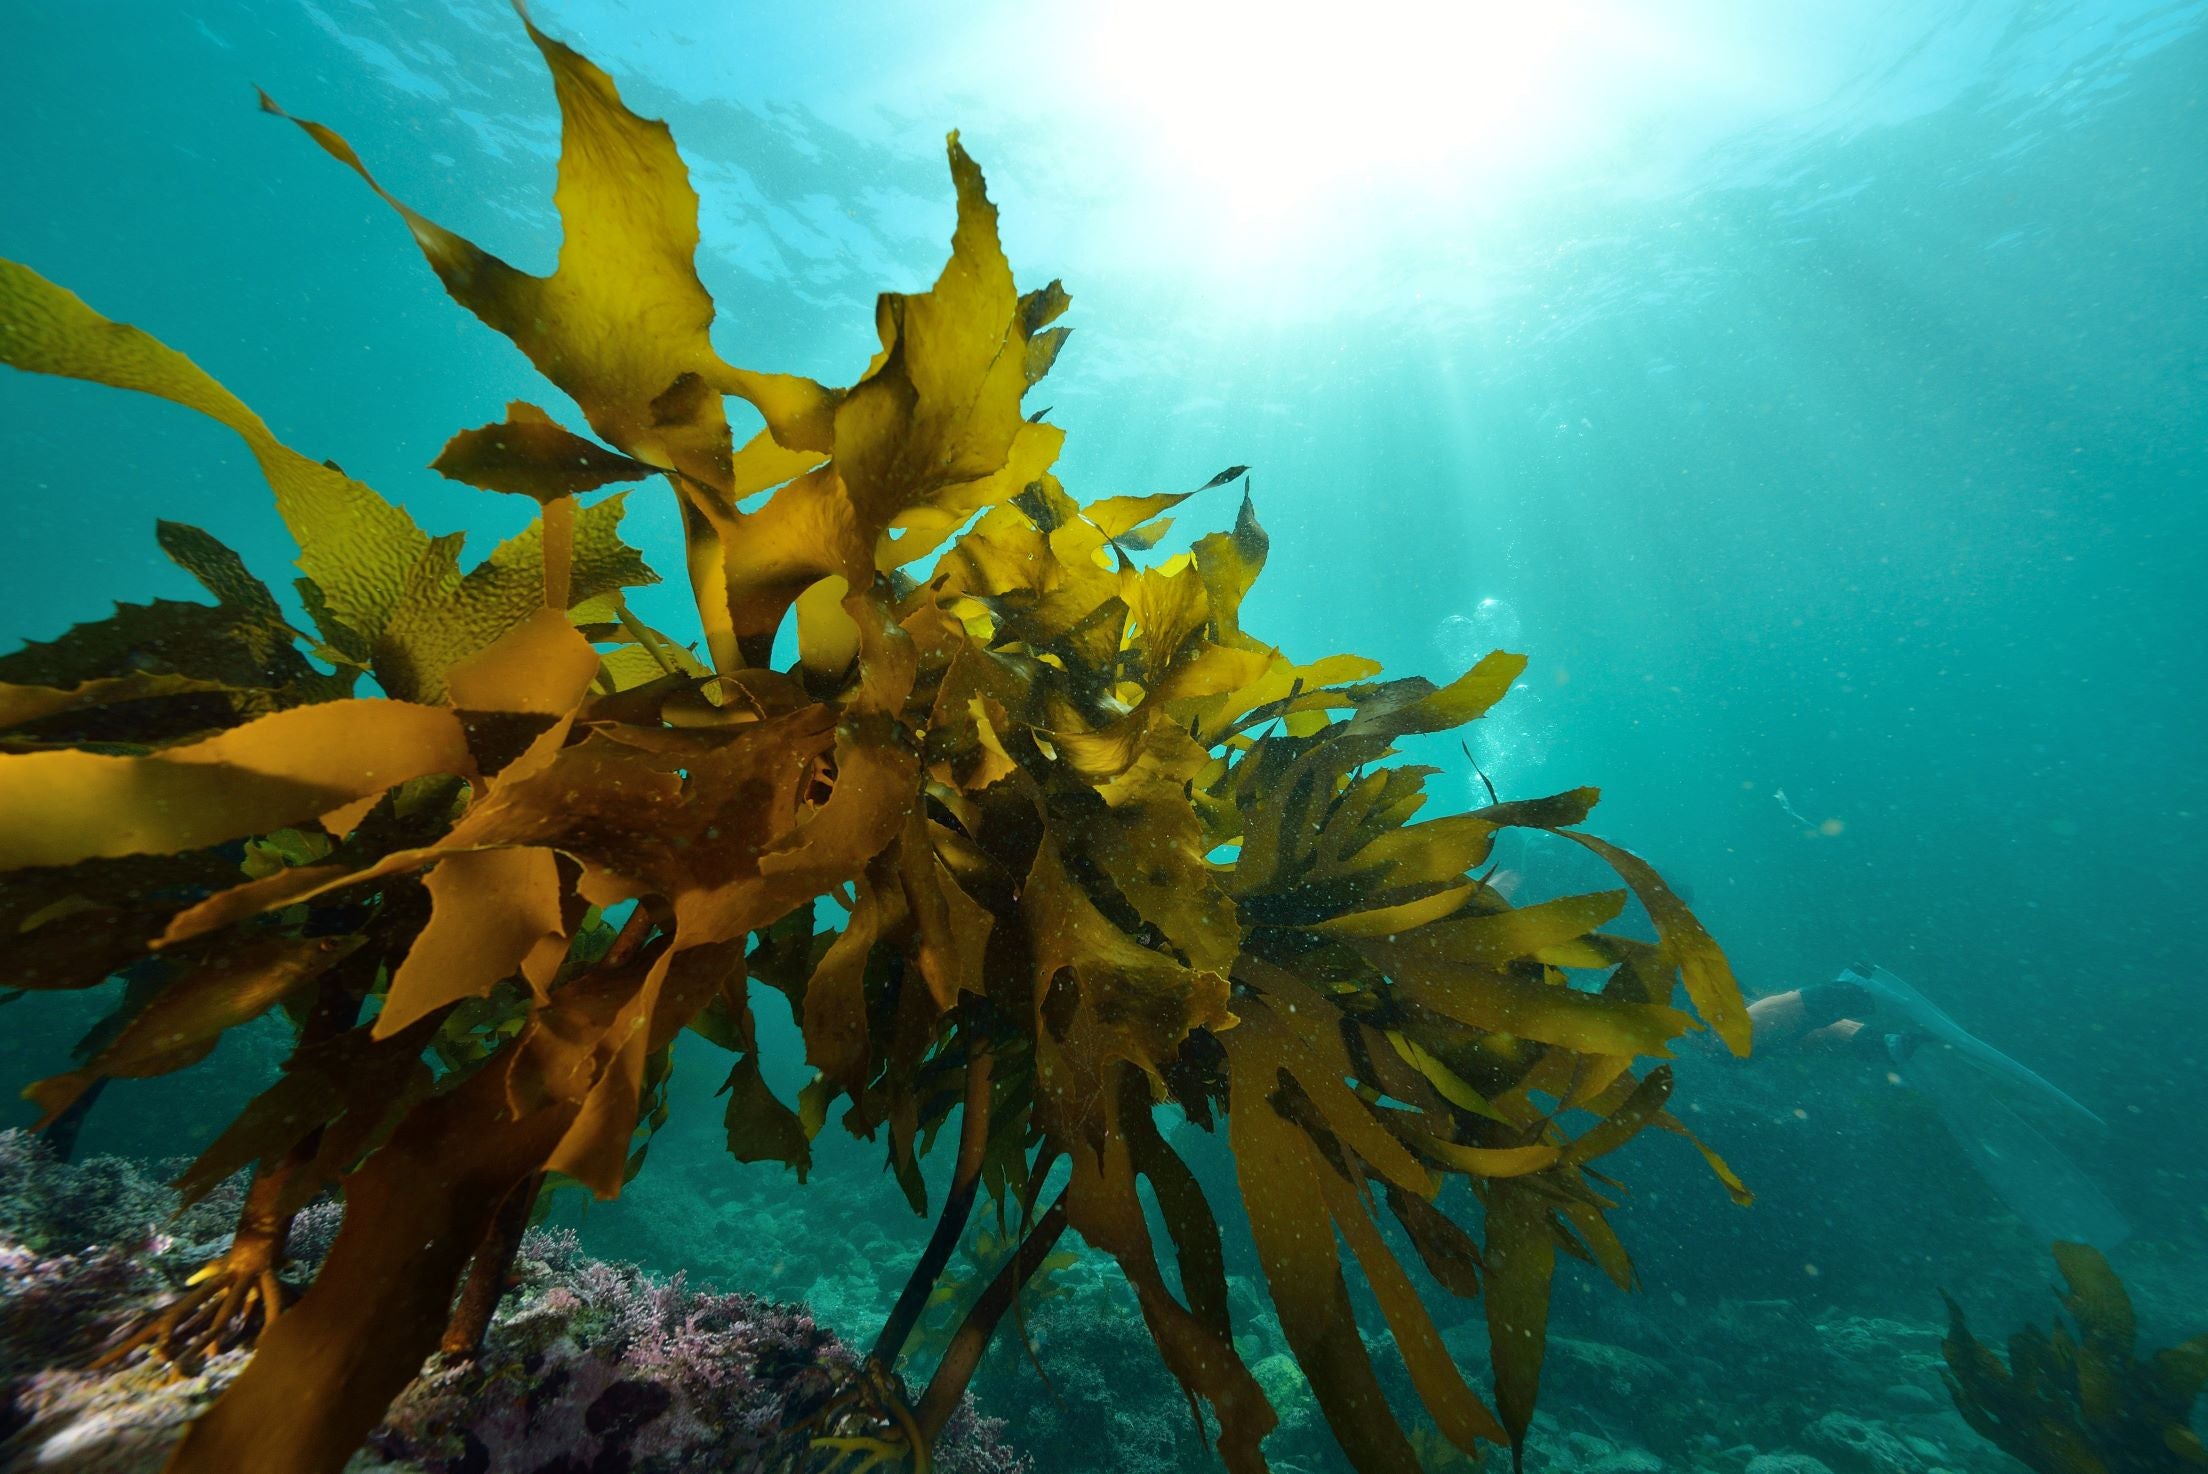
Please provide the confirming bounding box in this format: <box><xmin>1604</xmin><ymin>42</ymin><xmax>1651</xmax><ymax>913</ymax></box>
<box><xmin>0</xmin><ymin>9</ymin><xmax>1752</xmax><ymax>1472</ymax></box>
<box><xmin>1942</xmin><ymin>1242</ymin><xmax>2208</xmax><ymax>1473</ymax></box>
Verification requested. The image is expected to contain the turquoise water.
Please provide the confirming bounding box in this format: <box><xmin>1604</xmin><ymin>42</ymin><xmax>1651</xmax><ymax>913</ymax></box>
<box><xmin>3</xmin><ymin>2</ymin><xmax>2205</xmax><ymax>1470</ymax></box>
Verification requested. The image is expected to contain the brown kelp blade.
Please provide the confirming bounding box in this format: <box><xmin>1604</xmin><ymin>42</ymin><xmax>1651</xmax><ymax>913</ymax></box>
<box><xmin>432</xmin><ymin>401</ymin><xmax>659</xmax><ymax>501</ymax></box>
<box><xmin>0</xmin><ymin>260</ymin><xmax>650</xmax><ymax>701</ymax></box>
<box><xmin>23</xmin><ymin>933</ymin><xmax>359</xmax><ymax>1126</ymax></box>
<box><xmin>0</xmin><ymin>700</ymin><xmax>472</xmax><ymax>870</ymax></box>
<box><xmin>0</xmin><ymin>259</ymin><xmax>426</xmax><ymax>644</ymax></box>
<box><xmin>258</xmin><ymin>11</ymin><xmax>833</xmax><ymax>485</ymax></box>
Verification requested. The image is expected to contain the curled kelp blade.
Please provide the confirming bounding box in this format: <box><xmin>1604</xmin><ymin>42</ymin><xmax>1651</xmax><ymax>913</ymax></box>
<box><xmin>259</xmin><ymin>11</ymin><xmax>840</xmax><ymax>677</ymax></box>
<box><xmin>1191</xmin><ymin>651</ymin><xmax>1749</xmax><ymax>1469</ymax></box>
<box><xmin>716</xmin><ymin>134</ymin><xmax>1047</xmax><ymax>658</ymax></box>
<box><xmin>1053</xmin><ymin>1079</ymin><xmax>1277</xmax><ymax>1473</ymax></box>
<box><xmin>259</xmin><ymin>20</ymin><xmax>828</xmax><ymax>486</ymax></box>
<box><xmin>0</xmin><ymin>519</ymin><xmax>349</xmax><ymax>743</ymax></box>
<box><xmin>1941</xmin><ymin>1244</ymin><xmax>2207</xmax><ymax>1473</ymax></box>
<box><xmin>373</xmin><ymin>492</ymin><xmax>658</xmax><ymax>703</ymax></box>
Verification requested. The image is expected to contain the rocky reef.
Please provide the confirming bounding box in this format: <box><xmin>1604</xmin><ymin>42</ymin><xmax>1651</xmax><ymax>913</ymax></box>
<box><xmin>0</xmin><ymin>1133</ymin><xmax>1026</xmax><ymax>1473</ymax></box>
<box><xmin>457</xmin><ymin>1116</ymin><xmax>2208</xmax><ymax>1474</ymax></box>
<box><xmin>920</xmin><ymin>1247</ymin><xmax>2085</xmax><ymax>1474</ymax></box>
<box><xmin>7</xmin><ymin>1125</ymin><xmax>2204</xmax><ymax>1474</ymax></box>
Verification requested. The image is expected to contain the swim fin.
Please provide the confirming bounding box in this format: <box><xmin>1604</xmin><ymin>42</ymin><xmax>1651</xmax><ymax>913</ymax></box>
<box><xmin>1890</xmin><ymin>1033</ymin><xmax>2131</xmax><ymax>1249</ymax></box>
<box><xmin>1846</xmin><ymin>963</ymin><xmax>2127</xmax><ymax>1248</ymax></box>
<box><xmin>1839</xmin><ymin>963</ymin><xmax>2104</xmax><ymax>1129</ymax></box>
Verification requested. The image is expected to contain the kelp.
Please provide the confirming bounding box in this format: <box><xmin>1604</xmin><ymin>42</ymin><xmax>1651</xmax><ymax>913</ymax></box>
<box><xmin>1942</xmin><ymin>1243</ymin><xmax>2208</xmax><ymax>1474</ymax></box>
<box><xmin>0</xmin><ymin>10</ymin><xmax>1752</xmax><ymax>1473</ymax></box>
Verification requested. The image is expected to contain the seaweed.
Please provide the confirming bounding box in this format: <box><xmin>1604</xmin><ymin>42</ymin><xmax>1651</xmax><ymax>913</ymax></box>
<box><xmin>0</xmin><ymin>9</ymin><xmax>1752</xmax><ymax>1473</ymax></box>
<box><xmin>1942</xmin><ymin>1242</ymin><xmax>2208</xmax><ymax>1473</ymax></box>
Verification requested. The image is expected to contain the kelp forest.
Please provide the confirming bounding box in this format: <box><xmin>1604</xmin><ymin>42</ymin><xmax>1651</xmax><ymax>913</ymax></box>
<box><xmin>0</xmin><ymin>10</ymin><xmax>1783</xmax><ymax>1474</ymax></box>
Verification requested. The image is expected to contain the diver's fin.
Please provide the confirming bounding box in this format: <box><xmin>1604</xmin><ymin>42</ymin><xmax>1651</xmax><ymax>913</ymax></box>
<box><xmin>1841</xmin><ymin>964</ymin><xmax>2105</xmax><ymax>1130</ymax></box>
<box><xmin>1898</xmin><ymin>1039</ymin><xmax>2130</xmax><ymax>1250</ymax></box>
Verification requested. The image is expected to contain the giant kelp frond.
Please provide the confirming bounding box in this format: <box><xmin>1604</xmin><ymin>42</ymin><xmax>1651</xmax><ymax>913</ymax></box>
<box><xmin>0</xmin><ymin>11</ymin><xmax>1750</xmax><ymax>1474</ymax></box>
<box><xmin>1943</xmin><ymin>1242</ymin><xmax>2208</xmax><ymax>1474</ymax></box>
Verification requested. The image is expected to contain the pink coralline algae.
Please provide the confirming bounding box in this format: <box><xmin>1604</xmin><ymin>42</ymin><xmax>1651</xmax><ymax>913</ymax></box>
<box><xmin>0</xmin><ymin>1137</ymin><xmax>1027</xmax><ymax>1474</ymax></box>
<box><xmin>372</xmin><ymin>1231</ymin><xmax>1027</xmax><ymax>1474</ymax></box>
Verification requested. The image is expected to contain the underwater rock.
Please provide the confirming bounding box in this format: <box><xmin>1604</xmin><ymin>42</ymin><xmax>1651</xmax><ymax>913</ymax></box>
<box><xmin>1249</xmin><ymin>1351</ymin><xmax>1320</xmax><ymax>1443</ymax></box>
<box><xmin>1474</xmin><ymin>1283</ymin><xmax>2037</xmax><ymax>1474</ymax></box>
<box><xmin>0</xmin><ymin>1144</ymin><xmax>1029</xmax><ymax>1474</ymax></box>
<box><xmin>0</xmin><ymin>1130</ymin><xmax>242</xmax><ymax>1262</ymax></box>
<box><xmin>1543</xmin><ymin>1336</ymin><xmax>1679</xmax><ymax>1405</ymax></box>
<box><xmin>0</xmin><ymin>1239</ymin><xmax>168</xmax><ymax>1383</ymax></box>
<box><xmin>1804</xmin><ymin>1410</ymin><xmax>1929</xmax><ymax>1474</ymax></box>
<box><xmin>1814</xmin><ymin>1316</ymin><xmax>1944</xmax><ymax>1374</ymax></box>
<box><xmin>0</xmin><ymin>1219</ymin><xmax>253</xmax><ymax>1473</ymax></box>
<box><xmin>1518</xmin><ymin>1423</ymin><xmax>1658</xmax><ymax>1474</ymax></box>
<box><xmin>369</xmin><ymin>1229</ymin><xmax>1023</xmax><ymax>1474</ymax></box>
<box><xmin>5</xmin><ymin>1349</ymin><xmax>254</xmax><ymax>1474</ymax></box>
<box><xmin>1744</xmin><ymin>1454</ymin><xmax>1840</xmax><ymax>1474</ymax></box>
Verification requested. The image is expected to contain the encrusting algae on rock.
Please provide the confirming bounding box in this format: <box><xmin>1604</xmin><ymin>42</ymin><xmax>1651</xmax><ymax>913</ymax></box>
<box><xmin>0</xmin><ymin>6</ymin><xmax>1756</xmax><ymax>1471</ymax></box>
<box><xmin>0</xmin><ymin>1132</ymin><xmax>1028</xmax><ymax>1473</ymax></box>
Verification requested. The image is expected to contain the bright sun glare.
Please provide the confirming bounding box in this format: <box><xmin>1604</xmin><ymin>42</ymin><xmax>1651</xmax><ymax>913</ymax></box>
<box><xmin>1051</xmin><ymin>0</ymin><xmax>1741</xmax><ymax>279</ymax></box>
<box><xmin>1077</xmin><ymin>3</ymin><xmax>1625</xmax><ymax>226</ymax></box>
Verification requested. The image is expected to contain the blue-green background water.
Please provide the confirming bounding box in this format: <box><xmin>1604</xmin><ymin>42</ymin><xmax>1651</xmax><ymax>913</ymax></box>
<box><xmin>4</xmin><ymin>0</ymin><xmax>2205</xmax><ymax>1466</ymax></box>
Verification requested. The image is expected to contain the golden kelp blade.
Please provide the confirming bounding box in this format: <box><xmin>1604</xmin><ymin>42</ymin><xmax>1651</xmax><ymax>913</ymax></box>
<box><xmin>1942</xmin><ymin>1244</ymin><xmax>2208</xmax><ymax>1474</ymax></box>
<box><xmin>0</xmin><ymin>259</ymin><xmax>634</xmax><ymax>702</ymax></box>
<box><xmin>1058</xmin><ymin>1088</ymin><xmax>1278</xmax><ymax>1473</ymax></box>
<box><xmin>1313</xmin><ymin>1131</ymin><xmax>1510</xmax><ymax>1454</ymax></box>
<box><xmin>260</xmin><ymin>12</ymin><xmax>833</xmax><ymax>486</ymax></box>
<box><xmin>716</xmin><ymin>135</ymin><xmax>1044</xmax><ymax>651</ymax></box>
<box><xmin>0</xmin><ymin>259</ymin><xmax>424</xmax><ymax>643</ymax></box>
<box><xmin>0</xmin><ymin>700</ymin><xmax>471</xmax><ymax>869</ymax></box>
<box><xmin>833</xmin><ymin>135</ymin><xmax>1027</xmax><ymax>532</ymax></box>
<box><xmin>374</xmin><ymin>845</ymin><xmax>567</xmax><ymax>1036</ymax></box>
<box><xmin>1559</xmin><ymin>831</ymin><xmax>1750</xmax><ymax>1055</ymax></box>
<box><xmin>1482</xmin><ymin>1181</ymin><xmax>1558</xmax><ymax>1463</ymax></box>
<box><xmin>1203</xmin><ymin>659</ymin><xmax>1750</xmax><ymax>1469</ymax></box>
<box><xmin>1229</xmin><ymin>1060</ymin><xmax>1428</xmax><ymax>1474</ymax></box>
<box><xmin>368</xmin><ymin>491</ymin><xmax>656</xmax><ymax>703</ymax></box>
<box><xmin>260</xmin><ymin>17</ymin><xmax>857</xmax><ymax>673</ymax></box>
<box><xmin>0</xmin><ymin>673</ymin><xmax>239</xmax><ymax>730</ymax></box>
<box><xmin>1024</xmin><ymin>833</ymin><xmax>1234</xmax><ymax>1133</ymax></box>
